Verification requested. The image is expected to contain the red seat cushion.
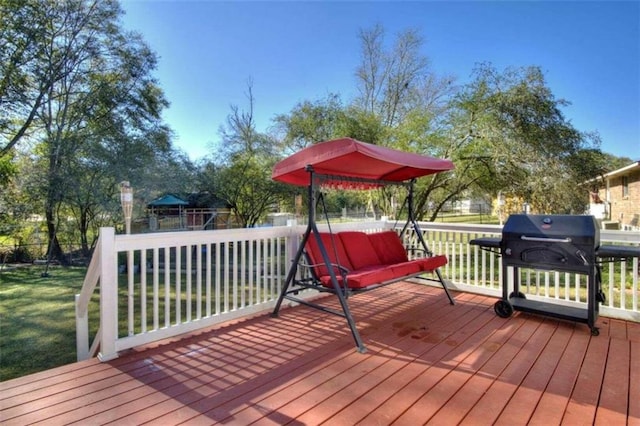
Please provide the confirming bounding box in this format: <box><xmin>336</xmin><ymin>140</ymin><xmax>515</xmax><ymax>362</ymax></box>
<box><xmin>367</xmin><ymin>231</ymin><xmax>409</xmax><ymax>264</ymax></box>
<box><xmin>339</xmin><ymin>232</ymin><xmax>382</xmax><ymax>270</ymax></box>
<box><xmin>320</xmin><ymin>265</ymin><xmax>396</xmax><ymax>289</ymax></box>
<box><xmin>415</xmin><ymin>255</ymin><xmax>448</xmax><ymax>271</ymax></box>
<box><xmin>388</xmin><ymin>260</ymin><xmax>422</xmax><ymax>277</ymax></box>
<box><xmin>306</xmin><ymin>232</ymin><xmax>353</xmax><ymax>278</ymax></box>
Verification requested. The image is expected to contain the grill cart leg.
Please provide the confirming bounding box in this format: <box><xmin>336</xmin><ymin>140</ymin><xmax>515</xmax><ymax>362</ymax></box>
<box><xmin>495</xmin><ymin>263</ymin><xmax>514</xmax><ymax>318</ymax></box>
<box><xmin>588</xmin><ymin>266</ymin><xmax>600</xmax><ymax>336</ymax></box>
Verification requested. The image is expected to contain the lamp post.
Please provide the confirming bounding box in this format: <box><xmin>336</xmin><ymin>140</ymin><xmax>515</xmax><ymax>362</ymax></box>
<box><xmin>120</xmin><ymin>181</ymin><xmax>133</xmax><ymax>234</ymax></box>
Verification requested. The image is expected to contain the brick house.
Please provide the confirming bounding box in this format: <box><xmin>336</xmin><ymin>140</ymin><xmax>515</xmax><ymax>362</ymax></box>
<box><xmin>587</xmin><ymin>160</ymin><xmax>640</xmax><ymax>230</ymax></box>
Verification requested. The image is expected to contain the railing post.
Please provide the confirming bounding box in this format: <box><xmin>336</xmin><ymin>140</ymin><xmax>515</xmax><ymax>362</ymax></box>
<box><xmin>75</xmin><ymin>294</ymin><xmax>88</xmax><ymax>361</ymax></box>
<box><xmin>98</xmin><ymin>227</ymin><xmax>119</xmax><ymax>361</ymax></box>
<box><xmin>380</xmin><ymin>215</ymin><xmax>392</xmax><ymax>231</ymax></box>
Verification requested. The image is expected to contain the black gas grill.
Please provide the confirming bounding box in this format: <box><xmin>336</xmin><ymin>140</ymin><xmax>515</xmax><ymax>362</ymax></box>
<box><xmin>470</xmin><ymin>214</ymin><xmax>640</xmax><ymax>336</ymax></box>
<box><xmin>499</xmin><ymin>214</ymin><xmax>603</xmax><ymax>335</ymax></box>
<box><xmin>501</xmin><ymin>214</ymin><xmax>599</xmax><ymax>274</ymax></box>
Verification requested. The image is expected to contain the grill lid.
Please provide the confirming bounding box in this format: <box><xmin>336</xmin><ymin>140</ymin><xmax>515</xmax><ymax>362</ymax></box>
<box><xmin>502</xmin><ymin>214</ymin><xmax>600</xmax><ymax>247</ymax></box>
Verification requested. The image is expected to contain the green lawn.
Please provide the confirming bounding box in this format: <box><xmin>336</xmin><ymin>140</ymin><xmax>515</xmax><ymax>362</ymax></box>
<box><xmin>0</xmin><ymin>262</ymin><xmax>275</xmax><ymax>381</ymax></box>
<box><xmin>436</xmin><ymin>213</ymin><xmax>501</xmax><ymax>225</ymax></box>
<box><xmin>0</xmin><ymin>265</ymin><xmax>88</xmax><ymax>381</ymax></box>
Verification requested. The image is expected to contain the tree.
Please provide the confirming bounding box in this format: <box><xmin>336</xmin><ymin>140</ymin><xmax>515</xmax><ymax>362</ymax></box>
<box><xmin>1</xmin><ymin>0</ymin><xmax>49</xmax><ymax>155</ymax></box>
<box><xmin>0</xmin><ymin>152</ymin><xmax>34</xmax><ymax>258</ymax></box>
<box><xmin>1</xmin><ymin>0</ymin><xmax>172</xmax><ymax>261</ymax></box>
<box><xmin>351</xmin><ymin>24</ymin><xmax>460</xmax><ymax>218</ymax></box>
<box><xmin>272</xmin><ymin>93</ymin><xmax>346</xmax><ymax>153</ymax></box>
<box><xmin>355</xmin><ymin>24</ymin><xmax>432</xmax><ymax>127</ymax></box>
<box><xmin>0</xmin><ymin>0</ymin><xmax>117</xmax><ymax>156</ymax></box>
<box><xmin>445</xmin><ymin>63</ymin><xmax>603</xmax><ymax>215</ymax></box>
<box><xmin>271</xmin><ymin>24</ymin><xmax>457</xmax><ymax>220</ymax></box>
<box><xmin>0</xmin><ymin>150</ymin><xmax>16</xmax><ymax>187</ymax></box>
<box><xmin>208</xmin><ymin>82</ymin><xmax>288</xmax><ymax>227</ymax></box>
<box><xmin>273</xmin><ymin>94</ymin><xmax>391</xmax><ymax>151</ymax></box>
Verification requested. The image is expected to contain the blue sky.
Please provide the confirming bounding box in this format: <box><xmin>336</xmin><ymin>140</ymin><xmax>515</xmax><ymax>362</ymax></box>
<box><xmin>120</xmin><ymin>1</ymin><xmax>640</xmax><ymax>161</ymax></box>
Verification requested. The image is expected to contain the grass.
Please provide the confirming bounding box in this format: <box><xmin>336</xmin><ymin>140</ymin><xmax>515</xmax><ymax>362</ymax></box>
<box><xmin>0</xmin><ymin>262</ymin><xmax>279</xmax><ymax>381</ymax></box>
<box><xmin>436</xmin><ymin>213</ymin><xmax>501</xmax><ymax>225</ymax></box>
<box><xmin>0</xmin><ymin>265</ymin><xmax>89</xmax><ymax>381</ymax></box>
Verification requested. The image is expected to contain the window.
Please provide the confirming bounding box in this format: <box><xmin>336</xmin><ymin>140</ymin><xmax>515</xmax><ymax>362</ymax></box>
<box><xmin>622</xmin><ymin>176</ymin><xmax>629</xmax><ymax>197</ymax></box>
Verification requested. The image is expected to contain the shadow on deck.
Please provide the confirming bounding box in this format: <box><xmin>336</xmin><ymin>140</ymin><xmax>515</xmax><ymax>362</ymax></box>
<box><xmin>1</xmin><ymin>282</ymin><xmax>639</xmax><ymax>425</ymax></box>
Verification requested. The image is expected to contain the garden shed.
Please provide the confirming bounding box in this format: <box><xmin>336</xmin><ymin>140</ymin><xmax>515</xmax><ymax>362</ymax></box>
<box><xmin>146</xmin><ymin>193</ymin><xmax>233</xmax><ymax>231</ymax></box>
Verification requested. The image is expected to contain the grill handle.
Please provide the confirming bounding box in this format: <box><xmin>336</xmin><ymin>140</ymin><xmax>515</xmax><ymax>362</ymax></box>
<box><xmin>520</xmin><ymin>236</ymin><xmax>572</xmax><ymax>243</ymax></box>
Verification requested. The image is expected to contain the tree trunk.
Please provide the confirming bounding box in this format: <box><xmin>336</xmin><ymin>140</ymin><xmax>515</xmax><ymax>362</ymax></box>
<box><xmin>45</xmin><ymin>206</ymin><xmax>66</xmax><ymax>265</ymax></box>
<box><xmin>79</xmin><ymin>208</ymin><xmax>90</xmax><ymax>257</ymax></box>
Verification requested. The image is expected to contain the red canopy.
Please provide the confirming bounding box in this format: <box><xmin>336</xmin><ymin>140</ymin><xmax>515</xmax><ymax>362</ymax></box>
<box><xmin>272</xmin><ymin>138</ymin><xmax>454</xmax><ymax>187</ymax></box>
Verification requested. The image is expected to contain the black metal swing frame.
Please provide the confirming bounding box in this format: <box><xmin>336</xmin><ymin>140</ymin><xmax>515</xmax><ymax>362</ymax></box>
<box><xmin>271</xmin><ymin>165</ymin><xmax>455</xmax><ymax>353</ymax></box>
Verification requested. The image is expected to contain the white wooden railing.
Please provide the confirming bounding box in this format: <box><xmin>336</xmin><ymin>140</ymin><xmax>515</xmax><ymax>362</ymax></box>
<box><xmin>409</xmin><ymin>222</ymin><xmax>640</xmax><ymax>322</ymax></box>
<box><xmin>76</xmin><ymin>220</ymin><xmax>640</xmax><ymax>361</ymax></box>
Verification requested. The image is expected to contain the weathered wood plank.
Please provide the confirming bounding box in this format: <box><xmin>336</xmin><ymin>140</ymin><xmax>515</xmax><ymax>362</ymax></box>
<box><xmin>493</xmin><ymin>321</ymin><xmax>575</xmax><ymax>425</ymax></box>
<box><xmin>562</xmin><ymin>333</ymin><xmax>610</xmax><ymax>424</ymax></box>
<box><xmin>527</xmin><ymin>327</ymin><xmax>590</xmax><ymax>425</ymax></box>
<box><xmin>594</xmin><ymin>337</ymin><xmax>630</xmax><ymax>424</ymax></box>
<box><xmin>629</xmin><ymin>340</ymin><xmax>640</xmax><ymax>425</ymax></box>
<box><xmin>453</xmin><ymin>315</ymin><xmax>551</xmax><ymax>425</ymax></box>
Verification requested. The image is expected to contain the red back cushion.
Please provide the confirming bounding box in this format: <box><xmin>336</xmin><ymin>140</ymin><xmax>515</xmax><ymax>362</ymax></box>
<box><xmin>339</xmin><ymin>232</ymin><xmax>382</xmax><ymax>270</ymax></box>
<box><xmin>305</xmin><ymin>232</ymin><xmax>353</xmax><ymax>277</ymax></box>
<box><xmin>367</xmin><ymin>231</ymin><xmax>409</xmax><ymax>264</ymax></box>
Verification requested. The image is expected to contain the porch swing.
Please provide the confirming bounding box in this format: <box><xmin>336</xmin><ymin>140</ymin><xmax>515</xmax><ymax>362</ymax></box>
<box><xmin>271</xmin><ymin>138</ymin><xmax>456</xmax><ymax>353</ymax></box>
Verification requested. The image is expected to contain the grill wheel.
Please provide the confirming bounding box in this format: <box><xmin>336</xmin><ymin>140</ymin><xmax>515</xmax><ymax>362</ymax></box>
<box><xmin>494</xmin><ymin>300</ymin><xmax>514</xmax><ymax>318</ymax></box>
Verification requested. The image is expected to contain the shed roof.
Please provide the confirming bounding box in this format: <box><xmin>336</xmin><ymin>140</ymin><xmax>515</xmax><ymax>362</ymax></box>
<box><xmin>147</xmin><ymin>194</ymin><xmax>189</xmax><ymax>207</ymax></box>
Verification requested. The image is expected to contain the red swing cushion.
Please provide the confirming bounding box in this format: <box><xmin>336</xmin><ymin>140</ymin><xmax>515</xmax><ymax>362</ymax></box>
<box><xmin>305</xmin><ymin>232</ymin><xmax>353</xmax><ymax>278</ymax></box>
<box><xmin>414</xmin><ymin>255</ymin><xmax>448</xmax><ymax>272</ymax></box>
<box><xmin>367</xmin><ymin>231</ymin><xmax>409</xmax><ymax>264</ymax></box>
<box><xmin>318</xmin><ymin>266</ymin><xmax>397</xmax><ymax>289</ymax></box>
<box><xmin>339</xmin><ymin>232</ymin><xmax>382</xmax><ymax>269</ymax></box>
<box><xmin>305</xmin><ymin>230</ymin><xmax>447</xmax><ymax>290</ymax></box>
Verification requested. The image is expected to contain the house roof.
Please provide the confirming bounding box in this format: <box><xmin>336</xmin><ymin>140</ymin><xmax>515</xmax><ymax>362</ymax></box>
<box><xmin>600</xmin><ymin>160</ymin><xmax>640</xmax><ymax>179</ymax></box>
<box><xmin>147</xmin><ymin>194</ymin><xmax>189</xmax><ymax>207</ymax></box>
<box><xmin>584</xmin><ymin>160</ymin><xmax>640</xmax><ymax>184</ymax></box>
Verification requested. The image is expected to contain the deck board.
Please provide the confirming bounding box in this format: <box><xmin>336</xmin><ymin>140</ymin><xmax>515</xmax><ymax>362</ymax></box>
<box><xmin>562</xmin><ymin>332</ymin><xmax>611</xmax><ymax>424</ymax></box>
<box><xmin>526</xmin><ymin>326</ymin><xmax>590</xmax><ymax>425</ymax></box>
<box><xmin>493</xmin><ymin>321</ymin><xmax>575</xmax><ymax>425</ymax></box>
<box><xmin>1</xmin><ymin>283</ymin><xmax>638</xmax><ymax>425</ymax></box>
<box><xmin>594</xmin><ymin>337</ymin><xmax>631</xmax><ymax>425</ymax></box>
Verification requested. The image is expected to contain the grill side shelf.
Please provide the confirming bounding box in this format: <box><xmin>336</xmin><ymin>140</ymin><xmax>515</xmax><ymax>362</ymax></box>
<box><xmin>597</xmin><ymin>244</ymin><xmax>640</xmax><ymax>260</ymax></box>
<box><xmin>469</xmin><ymin>237</ymin><xmax>501</xmax><ymax>255</ymax></box>
<box><xmin>470</xmin><ymin>240</ymin><xmax>640</xmax><ymax>262</ymax></box>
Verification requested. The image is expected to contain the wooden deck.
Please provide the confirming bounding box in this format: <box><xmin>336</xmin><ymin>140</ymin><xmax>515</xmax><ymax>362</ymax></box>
<box><xmin>1</xmin><ymin>283</ymin><xmax>639</xmax><ymax>425</ymax></box>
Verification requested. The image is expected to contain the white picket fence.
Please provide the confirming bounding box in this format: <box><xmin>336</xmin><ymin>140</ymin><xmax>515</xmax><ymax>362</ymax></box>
<box><xmin>76</xmin><ymin>220</ymin><xmax>640</xmax><ymax>361</ymax></box>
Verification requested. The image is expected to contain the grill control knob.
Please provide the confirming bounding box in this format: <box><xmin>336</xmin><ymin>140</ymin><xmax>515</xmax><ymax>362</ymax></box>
<box><xmin>505</xmin><ymin>248</ymin><xmax>511</xmax><ymax>256</ymax></box>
